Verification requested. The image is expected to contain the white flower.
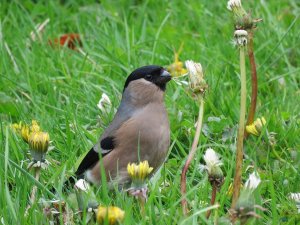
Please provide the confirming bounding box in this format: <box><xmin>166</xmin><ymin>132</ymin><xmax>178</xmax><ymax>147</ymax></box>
<box><xmin>203</xmin><ymin>148</ymin><xmax>222</xmax><ymax>174</ymax></box>
<box><xmin>234</xmin><ymin>29</ymin><xmax>248</xmax><ymax>46</ymax></box>
<box><xmin>97</xmin><ymin>93</ymin><xmax>111</xmax><ymax>112</ymax></box>
<box><xmin>245</xmin><ymin>172</ymin><xmax>261</xmax><ymax>190</ymax></box>
<box><xmin>75</xmin><ymin>179</ymin><xmax>90</xmax><ymax>192</ymax></box>
<box><xmin>185</xmin><ymin>60</ymin><xmax>203</xmax><ymax>80</ymax></box>
<box><xmin>289</xmin><ymin>193</ymin><xmax>300</xmax><ymax>203</ymax></box>
<box><xmin>185</xmin><ymin>60</ymin><xmax>207</xmax><ymax>94</ymax></box>
<box><xmin>227</xmin><ymin>0</ymin><xmax>242</xmax><ymax>11</ymax></box>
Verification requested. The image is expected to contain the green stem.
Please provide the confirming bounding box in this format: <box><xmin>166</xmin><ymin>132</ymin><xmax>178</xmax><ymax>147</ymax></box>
<box><xmin>231</xmin><ymin>46</ymin><xmax>247</xmax><ymax>210</ymax></box>
<box><xmin>180</xmin><ymin>96</ymin><xmax>205</xmax><ymax>215</ymax></box>
<box><xmin>271</xmin><ymin>145</ymin><xmax>297</xmax><ymax>173</ymax></box>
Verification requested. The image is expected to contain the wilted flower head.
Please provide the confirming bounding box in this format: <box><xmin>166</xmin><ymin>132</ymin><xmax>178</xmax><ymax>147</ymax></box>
<box><xmin>232</xmin><ymin>172</ymin><xmax>264</xmax><ymax>223</ymax></box>
<box><xmin>97</xmin><ymin>206</ymin><xmax>125</xmax><ymax>225</ymax></box>
<box><xmin>227</xmin><ymin>0</ymin><xmax>253</xmax><ymax>30</ymax></box>
<box><xmin>185</xmin><ymin>60</ymin><xmax>207</xmax><ymax>95</ymax></box>
<box><xmin>244</xmin><ymin>172</ymin><xmax>261</xmax><ymax>190</ymax></box>
<box><xmin>203</xmin><ymin>148</ymin><xmax>224</xmax><ymax>188</ymax></box>
<box><xmin>127</xmin><ymin>161</ymin><xmax>153</xmax><ymax>185</ymax></box>
<box><xmin>97</xmin><ymin>93</ymin><xmax>111</xmax><ymax>113</ymax></box>
<box><xmin>246</xmin><ymin>117</ymin><xmax>266</xmax><ymax>136</ymax></box>
<box><xmin>75</xmin><ymin>179</ymin><xmax>90</xmax><ymax>192</ymax></box>
<box><xmin>234</xmin><ymin>29</ymin><xmax>248</xmax><ymax>47</ymax></box>
<box><xmin>227</xmin><ymin>0</ymin><xmax>242</xmax><ymax>11</ymax></box>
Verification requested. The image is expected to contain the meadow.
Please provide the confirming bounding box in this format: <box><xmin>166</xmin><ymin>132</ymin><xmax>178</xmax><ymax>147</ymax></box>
<box><xmin>0</xmin><ymin>0</ymin><xmax>299</xmax><ymax>224</ymax></box>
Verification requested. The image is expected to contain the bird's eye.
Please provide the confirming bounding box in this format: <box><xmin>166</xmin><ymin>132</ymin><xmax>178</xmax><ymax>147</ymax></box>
<box><xmin>145</xmin><ymin>74</ymin><xmax>152</xmax><ymax>80</ymax></box>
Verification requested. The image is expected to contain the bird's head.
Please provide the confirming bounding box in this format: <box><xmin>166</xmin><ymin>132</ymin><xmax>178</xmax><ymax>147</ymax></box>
<box><xmin>124</xmin><ymin>65</ymin><xmax>171</xmax><ymax>92</ymax></box>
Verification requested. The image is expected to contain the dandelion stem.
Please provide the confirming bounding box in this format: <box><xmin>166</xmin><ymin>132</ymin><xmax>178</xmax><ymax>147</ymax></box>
<box><xmin>181</xmin><ymin>96</ymin><xmax>205</xmax><ymax>215</ymax></box>
<box><xmin>245</xmin><ymin>31</ymin><xmax>257</xmax><ymax>138</ymax></box>
<box><xmin>231</xmin><ymin>46</ymin><xmax>247</xmax><ymax>209</ymax></box>
<box><xmin>206</xmin><ymin>184</ymin><xmax>217</xmax><ymax>219</ymax></box>
<box><xmin>25</xmin><ymin>167</ymin><xmax>41</xmax><ymax>215</ymax></box>
<box><xmin>270</xmin><ymin>146</ymin><xmax>297</xmax><ymax>173</ymax></box>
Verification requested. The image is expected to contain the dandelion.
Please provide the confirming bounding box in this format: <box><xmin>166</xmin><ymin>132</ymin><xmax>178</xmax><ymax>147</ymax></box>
<box><xmin>181</xmin><ymin>60</ymin><xmax>207</xmax><ymax>215</ymax></box>
<box><xmin>203</xmin><ymin>148</ymin><xmax>224</xmax><ymax>219</ymax></box>
<box><xmin>185</xmin><ymin>60</ymin><xmax>207</xmax><ymax>95</ymax></box>
<box><xmin>74</xmin><ymin>179</ymin><xmax>97</xmax><ymax>211</ymax></box>
<box><xmin>97</xmin><ymin>93</ymin><xmax>112</xmax><ymax>113</ymax></box>
<box><xmin>234</xmin><ymin>29</ymin><xmax>248</xmax><ymax>47</ymax></box>
<box><xmin>29</xmin><ymin>132</ymin><xmax>49</xmax><ymax>153</ymax></box>
<box><xmin>246</xmin><ymin>117</ymin><xmax>266</xmax><ymax>136</ymax></box>
<box><xmin>244</xmin><ymin>172</ymin><xmax>261</xmax><ymax>190</ymax></box>
<box><xmin>28</xmin><ymin>132</ymin><xmax>50</xmax><ymax>169</ymax></box>
<box><xmin>127</xmin><ymin>160</ymin><xmax>153</xmax><ymax>185</ymax></box>
<box><xmin>127</xmin><ymin>161</ymin><xmax>153</xmax><ymax>212</ymax></box>
<box><xmin>167</xmin><ymin>51</ymin><xmax>187</xmax><ymax>77</ymax></box>
<box><xmin>231</xmin><ymin>172</ymin><xmax>265</xmax><ymax>223</ymax></box>
<box><xmin>96</xmin><ymin>206</ymin><xmax>125</xmax><ymax>225</ymax></box>
<box><xmin>227</xmin><ymin>0</ymin><xmax>252</xmax><ymax>30</ymax></box>
<box><xmin>289</xmin><ymin>193</ymin><xmax>300</xmax><ymax>213</ymax></box>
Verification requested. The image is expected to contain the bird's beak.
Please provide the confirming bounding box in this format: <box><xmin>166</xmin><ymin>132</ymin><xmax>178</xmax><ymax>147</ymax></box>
<box><xmin>160</xmin><ymin>70</ymin><xmax>172</xmax><ymax>83</ymax></box>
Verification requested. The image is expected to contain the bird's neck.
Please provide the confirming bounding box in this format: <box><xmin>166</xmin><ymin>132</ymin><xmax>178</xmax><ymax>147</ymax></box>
<box><xmin>124</xmin><ymin>79</ymin><xmax>165</xmax><ymax>107</ymax></box>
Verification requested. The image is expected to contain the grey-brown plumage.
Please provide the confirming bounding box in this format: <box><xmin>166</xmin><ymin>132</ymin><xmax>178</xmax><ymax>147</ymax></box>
<box><xmin>73</xmin><ymin>65</ymin><xmax>171</xmax><ymax>187</ymax></box>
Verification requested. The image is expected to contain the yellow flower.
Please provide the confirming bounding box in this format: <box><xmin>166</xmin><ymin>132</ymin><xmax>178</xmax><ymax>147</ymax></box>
<box><xmin>11</xmin><ymin>122</ymin><xmax>23</xmax><ymax>133</ymax></box>
<box><xmin>30</xmin><ymin>120</ymin><xmax>40</xmax><ymax>133</ymax></box>
<box><xmin>21</xmin><ymin>125</ymin><xmax>30</xmax><ymax>143</ymax></box>
<box><xmin>127</xmin><ymin>161</ymin><xmax>153</xmax><ymax>183</ymax></box>
<box><xmin>11</xmin><ymin>120</ymin><xmax>41</xmax><ymax>143</ymax></box>
<box><xmin>167</xmin><ymin>52</ymin><xmax>187</xmax><ymax>77</ymax></box>
<box><xmin>227</xmin><ymin>182</ymin><xmax>243</xmax><ymax>197</ymax></box>
<box><xmin>246</xmin><ymin>117</ymin><xmax>266</xmax><ymax>136</ymax></box>
<box><xmin>28</xmin><ymin>132</ymin><xmax>49</xmax><ymax>152</ymax></box>
<box><xmin>97</xmin><ymin>206</ymin><xmax>125</xmax><ymax>225</ymax></box>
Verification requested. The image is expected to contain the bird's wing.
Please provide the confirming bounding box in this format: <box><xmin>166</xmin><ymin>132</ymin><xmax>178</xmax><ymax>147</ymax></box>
<box><xmin>75</xmin><ymin>95</ymin><xmax>135</xmax><ymax>177</ymax></box>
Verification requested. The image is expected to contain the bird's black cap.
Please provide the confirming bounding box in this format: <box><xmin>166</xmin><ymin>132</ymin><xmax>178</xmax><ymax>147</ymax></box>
<box><xmin>124</xmin><ymin>65</ymin><xmax>171</xmax><ymax>91</ymax></box>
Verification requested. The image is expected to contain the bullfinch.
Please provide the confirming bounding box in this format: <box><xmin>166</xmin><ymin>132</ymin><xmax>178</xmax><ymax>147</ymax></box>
<box><xmin>67</xmin><ymin>65</ymin><xmax>171</xmax><ymax>188</ymax></box>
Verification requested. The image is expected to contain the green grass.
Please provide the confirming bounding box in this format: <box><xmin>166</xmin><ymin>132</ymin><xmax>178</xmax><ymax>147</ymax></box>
<box><xmin>1</xmin><ymin>0</ymin><xmax>300</xmax><ymax>224</ymax></box>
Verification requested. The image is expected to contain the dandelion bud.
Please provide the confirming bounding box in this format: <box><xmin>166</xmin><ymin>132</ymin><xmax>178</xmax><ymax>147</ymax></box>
<box><xmin>246</xmin><ymin>117</ymin><xmax>266</xmax><ymax>136</ymax></box>
<box><xmin>96</xmin><ymin>206</ymin><xmax>125</xmax><ymax>225</ymax></box>
<box><xmin>29</xmin><ymin>132</ymin><xmax>49</xmax><ymax>152</ymax></box>
<box><xmin>234</xmin><ymin>29</ymin><xmax>248</xmax><ymax>47</ymax></box>
<box><xmin>185</xmin><ymin>60</ymin><xmax>208</xmax><ymax>95</ymax></box>
<box><xmin>28</xmin><ymin>132</ymin><xmax>49</xmax><ymax>162</ymax></box>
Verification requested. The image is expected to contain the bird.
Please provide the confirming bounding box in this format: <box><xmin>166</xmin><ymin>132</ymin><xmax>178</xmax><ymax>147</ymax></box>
<box><xmin>66</xmin><ymin>65</ymin><xmax>172</xmax><ymax>189</ymax></box>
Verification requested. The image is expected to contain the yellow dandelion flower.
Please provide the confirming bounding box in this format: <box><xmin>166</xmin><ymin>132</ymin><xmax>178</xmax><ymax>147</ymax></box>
<box><xmin>246</xmin><ymin>117</ymin><xmax>266</xmax><ymax>136</ymax></box>
<box><xmin>30</xmin><ymin>120</ymin><xmax>40</xmax><ymax>133</ymax></box>
<box><xmin>21</xmin><ymin>125</ymin><xmax>30</xmax><ymax>143</ymax></box>
<box><xmin>28</xmin><ymin>132</ymin><xmax>49</xmax><ymax>152</ymax></box>
<box><xmin>227</xmin><ymin>182</ymin><xmax>243</xmax><ymax>197</ymax></box>
<box><xmin>97</xmin><ymin>206</ymin><xmax>125</xmax><ymax>225</ymax></box>
<box><xmin>167</xmin><ymin>52</ymin><xmax>187</xmax><ymax>77</ymax></box>
<box><xmin>127</xmin><ymin>161</ymin><xmax>153</xmax><ymax>183</ymax></box>
<box><xmin>11</xmin><ymin>122</ymin><xmax>23</xmax><ymax>133</ymax></box>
